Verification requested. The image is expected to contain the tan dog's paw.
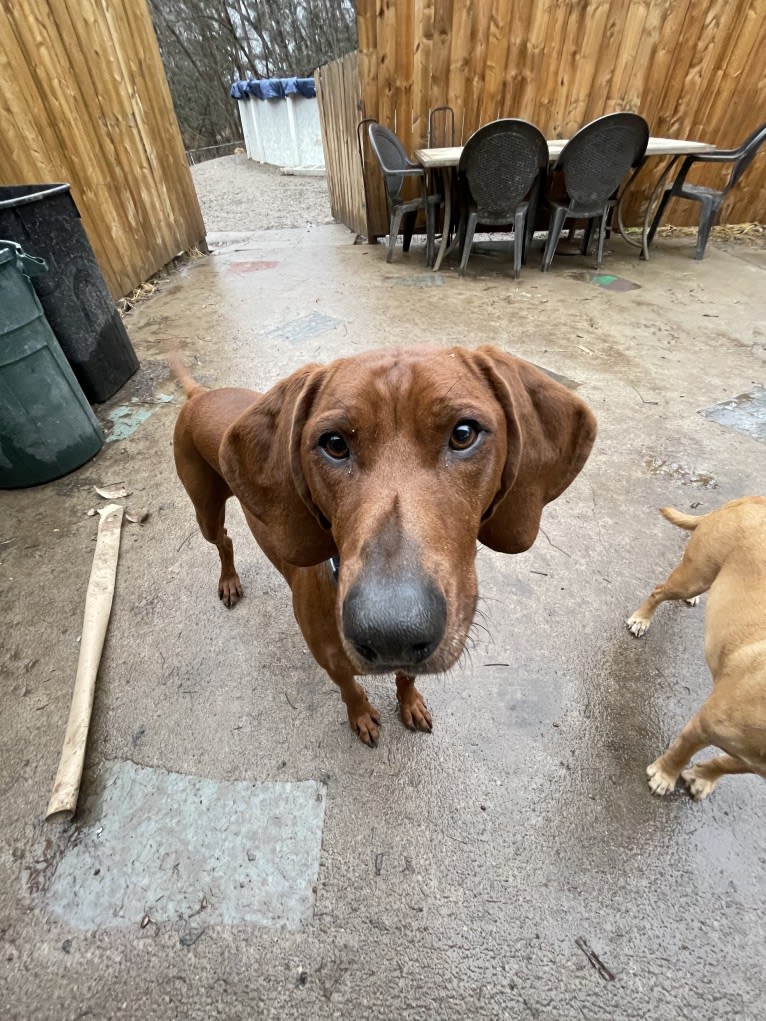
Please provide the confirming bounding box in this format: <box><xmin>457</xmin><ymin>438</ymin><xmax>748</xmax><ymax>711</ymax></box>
<box><xmin>647</xmin><ymin>759</ymin><xmax>677</xmax><ymax>795</ymax></box>
<box><xmin>397</xmin><ymin>684</ymin><xmax>433</xmax><ymax>733</ymax></box>
<box><xmin>626</xmin><ymin>614</ymin><xmax>651</xmax><ymax>637</ymax></box>
<box><xmin>681</xmin><ymin>767</ymin><xmax>716</xmax><ymax>800</ymax></box>
<box><xmin>218</xmin><ymin>574</ymin><xmax>243</xmax><ymax>607</ymax></box>
<box><xmin>685</xmin><ymin>596</ymin><xmax>700</xmax><ymax>607</ymax></box>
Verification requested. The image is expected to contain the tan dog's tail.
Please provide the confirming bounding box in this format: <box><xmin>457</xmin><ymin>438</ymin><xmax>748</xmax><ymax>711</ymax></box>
<box><xmin>660</xmin><ymin>506</ymin><xmax>704</xmax><ymax>531</ymax></box>
<box><xmin>166</xmin><ymin>348</ymin><xmax>207</xmax><ymax>401</ymax></box>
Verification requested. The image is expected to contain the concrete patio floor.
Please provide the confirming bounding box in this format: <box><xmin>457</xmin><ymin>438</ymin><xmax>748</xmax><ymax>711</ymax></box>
<box><xmin>1</xmin><ymin>224</ymin><xmax>765</xmax><ymax>1020</ymax></box>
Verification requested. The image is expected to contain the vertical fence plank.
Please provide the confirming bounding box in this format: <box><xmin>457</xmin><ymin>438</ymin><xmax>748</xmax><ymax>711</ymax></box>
<box><xmin>0</xmin><ymin>0</ymin><xmax>205</xmax><ymax>298</ymax></box>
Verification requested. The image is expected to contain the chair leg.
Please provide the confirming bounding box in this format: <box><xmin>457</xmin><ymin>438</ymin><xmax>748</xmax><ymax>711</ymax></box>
<box><xmin>459</xmin><ymin>212</ymin><xmax>478</xmax><ymax>275</ymax></box>
<box><xmin>581</xmin><ymin>218</ymin><xmax>595</xmax><ymax>255</ymax></box>
<box><xmin>513</xmin><ymin>208</ymin><xmax>526</xmax><ymax>279</ymax></box>
<box><xmin>402</xmin><ymin>210</ymin><xmax>417</xmax><ymax>253</ymax></box>
<box><xmin>595</xmin><ymin>206</ymin><xmax>610</xmax><ymax>268</ymax></box>
<box><xmin>541</xmin><ymin>207</ymin><xmax>568</xmax><ymax>272</ymax></box>
<box><xmin>647</xmin><ymin>188</ymin><xmax>673</xmax><ymax>246</ymax></box>
<box><xmin>694</xmin><ymin>197</ymin><xmax>720</xmax><ymax>260</ymax></box>
<box><xmin>387</xmin><ymin>209</ymin><xmax>403</xmax><ymax>263</ymax></box>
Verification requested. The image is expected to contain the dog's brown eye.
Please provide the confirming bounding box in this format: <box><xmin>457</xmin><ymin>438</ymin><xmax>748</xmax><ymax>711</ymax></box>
<box><xmin>319</xmin><ymin>432</ymin><xmax>350</xmax><ymax>460</ymax></box>
<box><xmin>449</xmin><ymin>421</ymin><xmax>480</xmax><ymax>451</ymax></box>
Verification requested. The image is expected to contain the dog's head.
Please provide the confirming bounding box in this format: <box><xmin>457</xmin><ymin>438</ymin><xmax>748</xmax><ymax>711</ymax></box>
<box><xmin>220</xmin><ymin>345</ymin><xmax>596</xmax><ymax>675</ymax></box>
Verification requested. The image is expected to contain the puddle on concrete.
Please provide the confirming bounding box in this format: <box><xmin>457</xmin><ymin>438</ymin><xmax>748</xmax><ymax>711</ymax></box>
<box><xmin>567</xmin><ymin>270</ymin><xmax>640</xmax><ymax>292</ymax></box>
<box><xmin>41</xmin><ymin>761</ymin><xmax>326</xmax><ymax>931</ymax></box>
<box><xmin>263</xmin><ymin>311</ymin><xmax>341</xmax><ymax>345</ymax></box>
<box><xmin>104</xmin><ymin>394</ymin><xmax>173</xmax><ymax>442</ymax></box>
<box><xmin>227</xmin><ymin>260</ymin><xmax>279</xmax><ymax>273</ymax></box>
<box><xmin>643</xmin><ymin>455</ymin><xmax>717</xmax><ymax>488</ymax></box>
<box><xmin>700</xmin><ymin>385</ymin><xmax>766</xmax><ymax>444</ymax></box>
<box><xmin>390</xmin><ymin>274</ymin><xmax>444</xmax><ymax>287</ymax></box>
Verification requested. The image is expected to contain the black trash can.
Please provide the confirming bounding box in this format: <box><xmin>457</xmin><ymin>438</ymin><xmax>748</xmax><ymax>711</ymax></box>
<box><xmin>0</xmin><ymin>184</ymin><xmax>139</xmax><ymax>403</ymax></box>
<box><xmin>0</xmin><ymin>241</ymin><xmax>104</xmax><ymax>489</ymax></box>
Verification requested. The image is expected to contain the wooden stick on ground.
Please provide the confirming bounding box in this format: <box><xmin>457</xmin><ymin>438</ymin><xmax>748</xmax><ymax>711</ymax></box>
<box><xmin>46</xmin><ymin>503</ymin><xmax>124</xmax><ymax>820</ymax></box>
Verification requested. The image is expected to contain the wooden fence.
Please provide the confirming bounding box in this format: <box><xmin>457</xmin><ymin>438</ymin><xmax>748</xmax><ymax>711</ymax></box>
<box><xmin>0</xmin><ymin>0</ymin><xmax>206</xmax><ymax>299</ymax></box>
<box><xmin>319</xmin><ymin>0</ymin><xmax>766</xmax><ymax>238</ymax></box>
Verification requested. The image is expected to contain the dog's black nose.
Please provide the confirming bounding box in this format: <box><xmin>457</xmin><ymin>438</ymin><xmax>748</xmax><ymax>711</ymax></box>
<box><xmin>342</xmin><ymin>574</ymin><xmax>447</xmax><ymax>670</ymax></box>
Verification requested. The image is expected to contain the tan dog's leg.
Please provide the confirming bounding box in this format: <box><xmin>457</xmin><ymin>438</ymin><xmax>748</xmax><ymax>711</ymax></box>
<box><xmin>682</xmin><ymin>753</ymin><xmax>752</xmax><ymax>800</ymax></box>
<box><xmin>646</xmin><ymin>712</ymin><xmax>709</xmax><ymax>795</ymax></box>
<box><xmin>395</xmin><ymin>673</ymin><xmax>433</xmax><ymax>733</ymax></box>
<box><xmin>626</xmin><ymin>554</ymin><xmax>715</xmax><ymax>637</ymax></box>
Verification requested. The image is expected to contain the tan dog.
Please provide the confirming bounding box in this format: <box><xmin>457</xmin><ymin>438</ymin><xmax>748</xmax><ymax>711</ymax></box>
<box><xmin>627</xmin><ymin>497</ymin><xmax>766</xmax><ymax>798</ymax></box>
<box><xmin>172</xmin><ymin>344</ymin><xmax>596</xmax><ymax>745</ymax></box>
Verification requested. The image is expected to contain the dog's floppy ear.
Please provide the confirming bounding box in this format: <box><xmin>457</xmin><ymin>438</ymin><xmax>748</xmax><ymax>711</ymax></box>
<box><xmin>219</xmin><ymin>365</ymin><xmax>337</xmax><ymax>567</ymax></box>
<box><xmin>475</xmin><ymin>345</ymin><xmax>597</xmax><ymax>554</ymax></box>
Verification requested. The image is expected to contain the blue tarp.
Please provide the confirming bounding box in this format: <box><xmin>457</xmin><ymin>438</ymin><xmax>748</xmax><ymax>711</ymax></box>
<box><xmin>230</xmin><ymin>77</ymin><xmax>316</xmax><ymax>101</ymax></box>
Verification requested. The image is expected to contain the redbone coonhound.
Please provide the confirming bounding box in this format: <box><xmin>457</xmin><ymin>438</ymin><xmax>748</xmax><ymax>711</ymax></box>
<box><xmin>172</xmin><ymin>344</ymin><xmax>596</xmax><ymax>745</ymax></box>
<box><xmin>627</xmin><ymin>497</ymin><xmax>766</xmax><ymax>798</ymax></box>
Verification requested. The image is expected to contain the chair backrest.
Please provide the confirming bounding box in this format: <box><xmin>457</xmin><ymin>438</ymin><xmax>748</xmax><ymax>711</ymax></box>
<box><xmin>556</xmin><ymin>112</ymin><xmax>649</xmax><ymax>210</ymax></box>
<box><xmin>428</xmin><ymin>105</ymin><xmax>456</xmax><ymax>147</ymax></box>
<box><xmin>367</xmin><ymin>123</ymin><xmax>416</xmax><ymax>202</ymax></box>
<box><xmin>728</xmin><ymin>121</ymin><xmax>766</xmax><ymax>191</ymax></box>
<box><xmin>457</xmin><ymin>119</ymin><xmax>549</xmax><ymax>218</ymax></box>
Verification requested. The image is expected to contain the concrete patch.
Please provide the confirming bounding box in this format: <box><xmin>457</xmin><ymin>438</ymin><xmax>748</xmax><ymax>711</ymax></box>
<box><xmin>43</xmin><ymin>761</ymin><xmax>326</xmax><ymax>931</ymax></box>
<box><xmin>264</xmin><ymin>311</ymin><xmax>341</xmax><ymax>345</ymax></box>
<box><xmin>700</xmin><ymin>385</ymin><xmax>766</xmax><ymax>443</ymax></box>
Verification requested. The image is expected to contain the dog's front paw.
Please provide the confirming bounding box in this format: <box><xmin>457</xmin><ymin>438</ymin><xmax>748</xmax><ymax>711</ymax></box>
<box><xmin>352</xmin><ymin>708</ymin><xmax>381</xmax><ymax>747</ymax></box>
<box><xmin>396</xmin><ymin>682</ymin><xmax>432</xmax><ymax>733</ymax></box>
<box><xmin>218</xmin><ymin>573</ymin><xmax>243</xmax><ymax>607</ymax></box>
<box><xmin>626</xmin><ymin>614</ymin><xmax>651</xmax><ymax>637</ymax></box>
<box><xmin>681</xmin><ymin>767</ymin><xmax>716</xmax><ymax>800</ymax></box>
<box><xmin>647</xmin><ymin>759</ymin><xmax>678</xmax><ymax>796</ymax></box>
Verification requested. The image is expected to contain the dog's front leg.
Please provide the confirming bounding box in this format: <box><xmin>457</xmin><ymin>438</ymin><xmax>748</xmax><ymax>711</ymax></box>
<box><xmin>288</xmin><ymin>563</ymin><xmax>382</xmax><ymax>746</ymax></box>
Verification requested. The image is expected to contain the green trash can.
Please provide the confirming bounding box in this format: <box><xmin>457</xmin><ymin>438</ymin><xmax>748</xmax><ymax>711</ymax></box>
<box><xmin>0</xmin><ymin>240</ymin><xmax>104</xmax><ymax>489</ymax></box>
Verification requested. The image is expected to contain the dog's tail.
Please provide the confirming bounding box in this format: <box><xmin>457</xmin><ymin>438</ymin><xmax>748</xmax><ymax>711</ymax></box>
<box><xmin>660</xmin><ymin>506</ymin><xmax>705</xmax><ymax>531</ymax></box>
<box><xmin>166</xmin><ymin>347</ymin><xmax>207</xmax><ymax>401</ymax></box>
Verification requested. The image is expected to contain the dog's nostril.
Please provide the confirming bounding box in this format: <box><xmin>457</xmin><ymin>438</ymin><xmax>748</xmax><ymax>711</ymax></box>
<box><xmin>353</xmin><ymin>643</ymin><xmax>378</xmax><ymax>663</ymax></box>
<box><xmin>412</xmin><ymin>641</ymin><xmax>436</xmax><ymax>662</ymax></box>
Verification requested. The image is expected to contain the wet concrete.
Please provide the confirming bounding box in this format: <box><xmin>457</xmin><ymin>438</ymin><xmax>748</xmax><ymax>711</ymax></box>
<box><xmin>1</xmin><ymin>225</ymin><xmax>766</xmax><ymax>1019</ymax></box>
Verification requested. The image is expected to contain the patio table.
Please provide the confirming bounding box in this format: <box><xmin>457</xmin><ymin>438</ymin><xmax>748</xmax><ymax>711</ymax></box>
<box><xmin>414</xmin><ymin>137</ymin><xmax>716</xmax><ymax>270</ymax></box>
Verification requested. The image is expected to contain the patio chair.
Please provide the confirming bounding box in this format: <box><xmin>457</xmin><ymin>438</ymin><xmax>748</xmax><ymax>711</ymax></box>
<box><xmin>456</xmin><ymin>118</ymin><xmax>549</xmax><ymax>278</ymax></box>
<box><xmin>540</xmin><ymin>112</ymin><xmax>649</xmax><ymax>272</ymax></box>
<box><xmin>646</xmin><ymin>121</ymin><xmax>766</xmax><ymax>260</ymax></box>
<box><xmin>428</xmin><ymin>105</ymin><xmax>456</xmax><ymax>148</ymax></box>
<box><xmin>367</xmin><ymin>122</ymin><xmax>441</xmax><ymax>265</ymax></box>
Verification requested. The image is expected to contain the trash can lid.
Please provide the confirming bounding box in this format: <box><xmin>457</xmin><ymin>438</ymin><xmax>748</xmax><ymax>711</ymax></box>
<box><xmin>0</xmin><ymin>184</ymin><xmax>71</xmax><ymax>209</ymax></box>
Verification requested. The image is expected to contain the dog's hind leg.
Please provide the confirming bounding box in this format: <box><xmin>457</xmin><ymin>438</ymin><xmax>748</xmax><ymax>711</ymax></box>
<box><xmin>626</xmin><ymin>551</ymin><xmax>717</xmax><ymax>637</ymax></box>
<box><xmin>682</xmin><ymin>753</ymin><xmax>753</xmax><ymax>800</ymax></box>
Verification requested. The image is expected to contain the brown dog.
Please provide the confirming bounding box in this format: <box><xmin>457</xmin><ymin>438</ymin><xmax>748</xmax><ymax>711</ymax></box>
<box><xmin>627</xmin><ymin>497</ymin><xmax>766</xmax><ymax>798</ymax></box>
<box><xmin>172</xmin><ymin>344</ymin><xmax>596</xmax><ymax>745</ymax></box>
